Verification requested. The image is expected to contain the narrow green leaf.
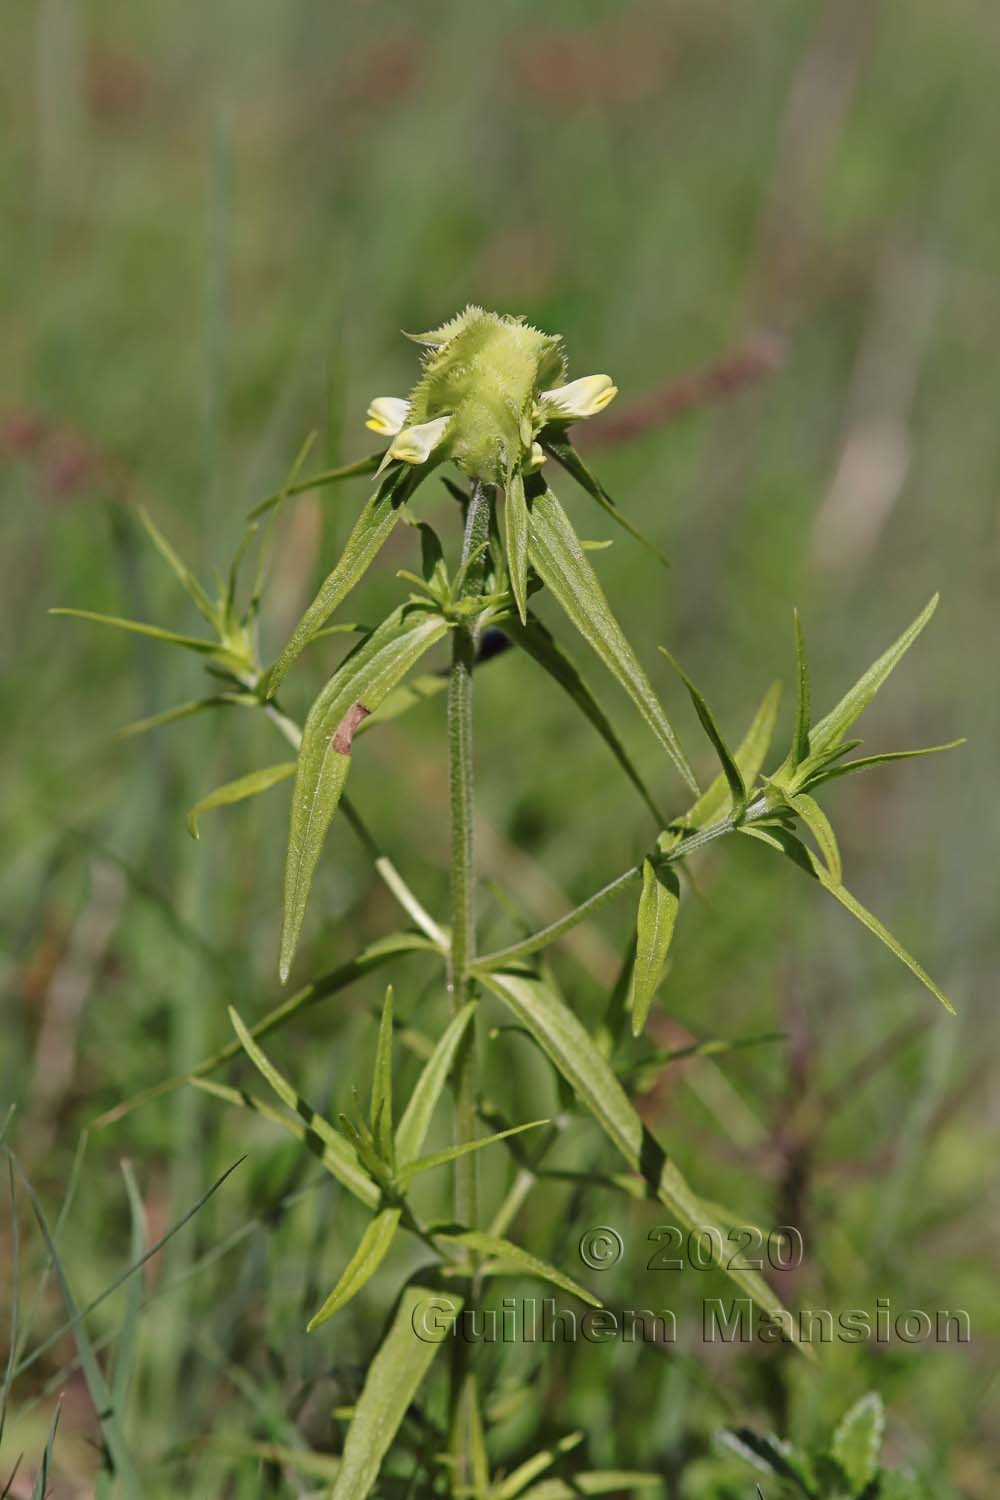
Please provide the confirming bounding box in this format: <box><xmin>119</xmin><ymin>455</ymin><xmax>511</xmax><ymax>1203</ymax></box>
<box><xmin>528</xmin><ymin>485</ymin><xmax>697</xmax><ymax>793</ymax></box>
<box><xmin>543</xmin><ymin>432</ymin><xmax>670</xmax><ymax>568</ymax></box>
<box><xmin>495</xmin><ymin>1433</ymin><xmax>584</xmax><ymax>1500</ymax></box>
<box><xmin>682</xmin><ymin>682</ymin><xmax>781</xmax><ymax>831</ymax></box>
<box><xmin>519</xmin><ymin>1474</ymin><xmax>662</xmax><ymax>1499</ymax></box>
<box><xmin>831</xmin><ymin>1392</ymin><xmax>884</xmax><ymax>1493</ymax></box>
<box><xmin>329</xmin><ymin>1284</ymin><xmax>460</xmax><ymax>1500</ymax></box>
<box><xmin>397</xmin><ymin>1121</ymin><xmax>547</xmax><ymax>1186</ymax></box>
<box><xmin>248</xmin><ymin>451</ymin><xmax>382</xmax><ymax>520</ymax></box>
<box><xmin>17</xmin><ymin>1163</ymin><xmax>142</xmax><ymax>1497</ymax></box>
<box><xmin>804</xmin><ymin>740</ymin><xmax>965</xmax><ymax>788</ymax></box>
<box><xmin>50</xmin><ymin>609</ymin><xmax>221</xmax><ymax>656</ymax></box>
<box><xmin>205</xmin><ymin>1440</ymin><xmax>340</xmax><ymax>1481</ymax></box>
<box><xmin>193</xmin><ymin>1079</ymin><xmax>376</xmax><ymax>1208</ymax></box>
<box><xmin>744</xmin><ymin>828</ymin><xmax>955</xmax><ymax>1013</ymax></box>
<box><xmin>659</xmin><ymin>648</ymin><xmax>745</xmax><ymax>817</ymax></box>
<box><xmin>113</xmin><ymin>693</ymin><xmax>255</xmax><ymax>741</ymax></box>
<box><xmin>29</xmin><ymin>1399</ymin><xmax>61</xmax><ymax>1500</ymax></box>
<box><xmin>138</xmin><ymin>507</ymin><xmax>218</xmax><ymax>627</ymax></box>
<box><xmin>784</xmin><ymin>789</ymin><xmax>842</xmax><ymax>882</ymax></box>
<box><xmin>110</xmin><ymin>1162</ymin><xmax>145</xmax><ymax>1422</ymax></box>
<box><xmin>630</xmin><ymin>859</ymin><xmax>680</xmax><ymax>1037</ymax></box>
<box><xmin>94</xmin><ymin>932</ymin><xmax>437</xmax><ymax>1128</ymax></box>
<box><xmin>186</xmin><ymin>761</ymin><xmax>295</xmax><ymax>840</ymax></box>
<box><xmin>263</xmin><ymin>466</ymin><xmax>415</xmax><ymax>698</ymax></box>
<box><xmin>792</xmin><ymin>609</ymin><xmax>811</xmax><ymax>764</ymax></box>
<box><xmin>505</xmin><ymin>466</ymin><xmax>530</xmax><ymax>625</ymax></box>
<box><xmin>395</xmin><ymin>1002</ymin><xmax>476</xmax><ymax>1164</ymax></box>
<box><xmin>474</xmin><ymin>968</ymin><xmax>809</xmax><ymax>1346</ymax></box>
<box><xmin>370</xmin><ymin>987</ymin><xmax>395</xmax><ymax>1165</ymax></box>
<box><xmin>809</xmin><ymin>594</ymin><xmax>939</xmax><ymax>756</ymax></box>
<box><xmin>308</xmin><ymin>1208</ymin><xmax>402</xmax><ymax>1330</ymax></box>
<box><xmin>504</xmin><ymin>612</ymin><xmax>665</xmax><ymax>823</ymax></box>
<box><xmin>227</xmin><ymin>1008</ymin><xmax>378</xmax><ymax>1198</ymax></box>
<box><xmin>439</xmin><ymin>1230</ymin><xmax>600</xmax><ymax>1307</ymax></box>
<box><xmin>280</xmin><ymin>605</ymin><xmax>450</xmax><ymax>980</ymax></box>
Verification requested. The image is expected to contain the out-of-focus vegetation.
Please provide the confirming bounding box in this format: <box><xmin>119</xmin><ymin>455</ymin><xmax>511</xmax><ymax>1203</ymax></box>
<box><xmin>2</xmin><ymin>2</ymin><xmax>997</xmax><ymax>1495</ymax></box>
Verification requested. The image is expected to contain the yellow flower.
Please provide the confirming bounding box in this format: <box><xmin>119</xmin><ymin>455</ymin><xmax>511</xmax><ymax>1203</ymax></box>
<box><xmin>365</xmin><ymin>396</ymin><xmax>411</xmax><ymax>437</ymax></box>
<box><xmin>538</xmin><ymin>374</ymin><xmax>618</xmax><ymax>422</ymax></box>
<box><xmin>377</xmin><ymin>414</ymin><xmax>453</xmax><ymax>473</ymax></box>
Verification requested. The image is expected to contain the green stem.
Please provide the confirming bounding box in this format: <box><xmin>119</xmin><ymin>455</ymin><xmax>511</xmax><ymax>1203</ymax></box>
<box><xmin>476</xmin><ymin>796</ymin><xmax>773</xmax><ymax>970</ymax></box>
<box><xmin>447</xmin><ymin>479</ymin><xmax>492</xmax><ymax>1492</ymax></box>
<box><xmin>447</xmin><ymin>481</ymin><xmax>491</xmax><ymax>1225</ymax></box>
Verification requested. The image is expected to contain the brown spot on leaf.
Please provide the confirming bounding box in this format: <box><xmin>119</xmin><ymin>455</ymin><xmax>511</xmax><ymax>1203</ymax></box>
<box><xmin>332</xmin><ymin>702</ymin><xmax>370</xmax><ymax>755</ymax></box>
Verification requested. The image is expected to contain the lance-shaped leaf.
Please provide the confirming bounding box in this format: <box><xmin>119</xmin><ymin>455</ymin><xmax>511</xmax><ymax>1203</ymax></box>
<box><xmin>249</xmin><ymin>451</ymin><xmax>383</xmax><ymax>521</ymax></box>
<box><xmin>717</xmin><ymin>1430</ymin><xmax>813</xmax><ymax>1492</ymax></box>
<box><xmin>809</xmin><ymin>594</ymin><xmax>939</xmax><ymax>758</ymax></box>
<box><xmin>681</xmin><ymin>681</ymin><xmax>781</xmax><ymax>831</ymax></box>
<box><xmin>138</xmin><ymin>507</ymin><xmax>218</xmax><ymax>627</ymax></box>
<box><xmin>527</xmin><ymin>485</ymin><xmax>697</xmax><ymax>793</ymax></box>
<box><xmin>186</xmin><ymin>761</ymin><xmax>296</xmax><ymax>840</ymax></box>
<box><xmin>740</xmin><ymin>826</ymin><xmax>954</xmax><ymax>1013</ymax></box>
<box><xmin>504</xmin><ymin>613</ymin><xmax>664</xmax><ymax>822</ymax></box>
<box><xmin>781</xmin><ymin>789</ymin><xmax>841</xmax><ymax>882</ymax></box>
<box><xmin>505</xmin><ymin>466</ymin><xmax>530</xmax><ymax>625</ymax></box>
<box><xmin>227</xmin><ymin>1008</ymin><xmax>376</xmax><ymax>1202</ymax></box>
<box><xmin>397</xmin><ymin>1120</ymin><xmax>547</xmax><ymax>1187</ymax></box>
<box><xmin>194</xmin><ymin>1078</ymin><xmax>377</xmax><ymax>1208</ymax></box>
<box><xmin>831</xmin><ymin>1392</ymin><xmax>884</xmax><ymax>1494</ymax></box>
<box><xmin>543</xmin><ymin>431</ymin><xmax>670</xmax><ymax>568</ymax></box>
<box><xmin>474</xmin><ymin>968</ymin><xmax>809</xmax><ymax>1346</ymax></box>
<box><xmin>29</xmin><ymin>1398</ymin><xmax>62</xmax><ymax>1500</ymax></box>
<box><xmin>280</xmin><ymin>605</ymin><xmax>450</xmax><ymax>980</ymax></box>
<box><xmin>308</xmin><ymin>1207</ymin><xmax>403</xmax><ymax>1329</ymax></box>
<box><xmin>369</xmin><ymin>987</ymin><xmax>395</xmax><ymax>1166</ymax></box>
<box><xmin>114</xmin><ymin>692</ymin><xmax>255</xmax><ymax>741</ymax></box>
<box><xmin>630</xmin><ymin>859</ymin><xmax>680</xmax><ymax>1037</ymax></box>
<box><xmin>328</xmin><ymin>1284</ymin><xmax>461</xmax><ymax>1500</ymax></box>
<box><xmin>95</xmin><ymin>931</ymin><xmax>438</xmax><ymax>1128</ymax></box>
<box><xmin>395</xmin><ymin>1002</ymin><xmax>476</xmax><ymax>1164</ymax></box>
<box><xmin>660</xmin><ymin>648</ymin><xmax>746</xmax><ymax>819</ymax></box>
<box><xmin>438</xmin><ymin>1230</ymin><xmax>600</xmax><ymax>1306</ymax></box>
<box><xmin>264</xmin><ymin>466</ymin><xmax>416</xmax><ymax>699</ymax></box>
<box><xmin>802</xmin><ymin>740</ymin><xmax>964</xmax><ymax>789</ymax></box>
<box><xmin>50</xmin><ymin>609</ymin><xmax>230</xmax><ymax>659</ymax></box>
<box><xmin>792</xmin><ymin>608</ymin><xmax>811</xmax><ymax>765</ymax></box>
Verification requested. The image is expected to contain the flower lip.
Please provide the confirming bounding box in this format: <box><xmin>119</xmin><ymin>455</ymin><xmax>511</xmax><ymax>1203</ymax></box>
<box><xmin>538</xmin><ymin>373</ymin><xmax>618</xmax><ymax>422</ymax></box>
<box><xmin>378</xmin><ymin>413</ymin><xmax>452</xmax><ymax>472</ymax></box>
<box><xmin>366</xmin><ymin>396</ymin><xmax>411</xmax><ymax>437</ymax></box>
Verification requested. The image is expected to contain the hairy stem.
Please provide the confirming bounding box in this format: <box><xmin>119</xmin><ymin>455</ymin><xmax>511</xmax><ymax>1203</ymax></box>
<box><xmin>447</xmin><ymin>479</ymin><xmax>492</xmax><ymax>1490</ymax></box>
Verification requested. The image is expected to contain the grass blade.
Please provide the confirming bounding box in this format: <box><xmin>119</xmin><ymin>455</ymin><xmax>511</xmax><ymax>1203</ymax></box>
<box><xmin>528</xmin><ymin>485</ymin><xmax>696</xmax><ymax>793</ymax></box>
<box><xmin>329</xmin><ymin>1284</ymin><xmax>460</xmax><ymax>1500</ymax></box>
<box><xmin>186</xmin><ymin>761</ymin><xmax>295</xmax><ymax>840</ymax></box>
<box><xmin>29</xmin><ymin>1400</ymin><xmax>61</xmax><ymax>1500</ymax></box>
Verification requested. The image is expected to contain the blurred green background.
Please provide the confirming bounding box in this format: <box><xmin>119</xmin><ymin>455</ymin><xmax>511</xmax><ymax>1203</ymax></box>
<box><xmin>2</xmin><ymin>1</ymin><xmax>997</xmax><ymax>1494</ymax></box>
